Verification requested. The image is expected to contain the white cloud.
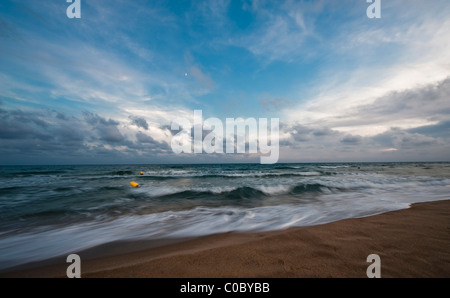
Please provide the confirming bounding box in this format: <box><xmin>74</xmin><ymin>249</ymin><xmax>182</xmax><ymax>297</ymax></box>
<box><xmin>233</xmin><ymin>0</ymin><xmax>322</xmax><ymax>62</ymax></box>
<box><xmin>283</xmin><ymin>5</ymin><xmax>450</xmax><ymax>137</ymax></box>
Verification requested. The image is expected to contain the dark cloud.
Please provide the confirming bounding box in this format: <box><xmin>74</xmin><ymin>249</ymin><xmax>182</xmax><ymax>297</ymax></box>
<box><xmin>407</xmin><ymin>121</ymin><xmax>450</xmax><ymax>138</ymax></box>
<box><xmin>340</xmin><ymin>135</ymin><xmax>362</xmax><ymax>144</ymax></box>
<box><xmin>340</xmin><ymin>76</ymin><xmax>450</xmax><ymax>128</ymax></box>
<box><xmin>289</xmin><ymin>124</ymin><xmax>313</xmax><ymax>142</ymax></box>
<box><xmin>2</xmin><ymin>103</ymin><xmax>449</xmax><ymax>165</ymax></box>
<box><xmin>0</xmin><ymin>108</ymin><xmax>173</xmax><ymax>164</ymax></box>
<box><xmin>0</xmin><ymin>109</ymin><xmax>53</xmax><ymax>140</ymax></box>
<box><xmin>280</xmin><ymin>117</ymin><xmax>450</xmax><ymax>162</ymax></box>
<box><xmin>136</xmin><ymin>131</ymin><xmax>157</xmax><ymax>144</ymax></box>
<box><xmin>161</xmin><ymin>124</ymin><xmax>176</xmax><ymax>135</ymax></box>
<box><xmin>100</xmin><ymin>126</ymin><xmax>124</xmax><ymax>143</ymax></box>
<box><xmin>312</xmin><ymin>127</ymin><xmax>336</xmax><ymax>137</ymax></box>
<box><xmin>373</xmin><ymin>128</ymin><xmax>440</xmax><ymax>150</ymax></box>
<box><xmin>0</xmin><ymin>109</ymin><xmax>90</xmax><ymax>164</ymax></box>
<box><xmin>129</xmin><ymin>116</ymin><xmax>149</xmax><ymax>130</ymax></box>
<box><xmin>287</xmin><ymin>124</ymin><xmax>339</xmax><ymax>143</ymax></box>
<box><xmin>83</xmin><ymin>111</ymin><xmax>119</xmax><ymax>126</ymax></box>
<box><xmin>83</xmin><ymin>112</ymin><xmax>124</xmax><ymax>143</ymax></box>
<box><xmin>53</xmin><ymin>110</ymin><xmax>69</xmax><ymax>121</ymax></box>
<box><xmin>371</xmin><ymin>133</ymin><xmax>394</xmax><ymax>148</ymax></box>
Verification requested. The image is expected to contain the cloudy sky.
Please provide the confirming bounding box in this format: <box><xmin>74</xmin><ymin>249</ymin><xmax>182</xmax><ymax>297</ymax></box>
<box><xmin>1</xmin><ymin>0</ymin><xmax>449</xmax><ymax>164</ymax></box>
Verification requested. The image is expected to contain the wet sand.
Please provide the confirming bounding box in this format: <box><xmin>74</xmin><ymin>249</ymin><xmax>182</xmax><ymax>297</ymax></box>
<box><xmin>2</xmin><ymin>199</ymin><xmax>450</xmax><ymax>278</ymax></box>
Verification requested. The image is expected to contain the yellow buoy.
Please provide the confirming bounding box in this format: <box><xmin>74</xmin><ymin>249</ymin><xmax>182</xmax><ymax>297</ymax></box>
<box><xmin>139</xmin><ymin>171</ymin><xmax>143</xmax><ymax>175</ymax></box>
<box><xmin>130</xmin><ymin>181</ymin><xmax>139</xmax><ymax>188</ymax></box>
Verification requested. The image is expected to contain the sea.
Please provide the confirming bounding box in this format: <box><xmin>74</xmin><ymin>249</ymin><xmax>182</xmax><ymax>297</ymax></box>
<box><xmin>0</xmin><ymin>162</ymin><xmax>449</xmax><ymax>272</ymax></box>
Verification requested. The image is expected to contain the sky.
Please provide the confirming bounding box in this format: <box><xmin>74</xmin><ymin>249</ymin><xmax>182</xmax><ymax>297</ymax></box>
<box><xmin>1</xmin><ymin>0</ymin><xmax>450</xmax><ymax>165</ymax></box>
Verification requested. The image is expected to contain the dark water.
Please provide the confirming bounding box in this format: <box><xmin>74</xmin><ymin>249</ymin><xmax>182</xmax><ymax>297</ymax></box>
<box><xmin>0</xmin><ymin>162</ymin><xmax>449</xmax><ymax>271</ymax></box>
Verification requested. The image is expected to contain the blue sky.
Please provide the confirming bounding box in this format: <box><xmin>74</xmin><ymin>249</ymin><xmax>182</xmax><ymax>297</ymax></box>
<box><xmin>1</xmin><ymin>0</ymin><xmax>450</xmax><ymax>164</ymax></box>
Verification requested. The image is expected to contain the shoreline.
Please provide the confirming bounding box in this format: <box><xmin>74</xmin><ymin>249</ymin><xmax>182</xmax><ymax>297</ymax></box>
<box><xmin>2</xmin><ymin>199</ymin><xmax>450</xmax><ymax>278</ymax></box>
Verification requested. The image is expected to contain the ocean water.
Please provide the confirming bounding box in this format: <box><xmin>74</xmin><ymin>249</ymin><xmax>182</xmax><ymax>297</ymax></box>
<box><xmin>0</xmin><ymin>162</ymin><xmax>449</xmax><ymax>271</ymax></box>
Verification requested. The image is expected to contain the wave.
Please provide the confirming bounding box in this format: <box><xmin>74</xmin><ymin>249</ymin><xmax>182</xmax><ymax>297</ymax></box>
<box><xmin>0</xmin><ymin>193</ymin><xmax>421</xmax><ymax>271</ymax></box>
<box><xmin>3</xmin><ymin>170</ymin><xmax>67</xmax><ymax>177</ymax></box>
<box><xmin>105</xmin><ymin>170</ymin><xmax>134</xmax><ymax>176</ymax></box>
<box><xmin>273</xmin><ymin>165</ymin><xmax>302</xmax><ymax>170</ymax></box>
<box><xmin>290</xmin><ymin>183</ymin><xmax>331</xmax><ymax>194</ymax></box>
<box><xmin>152</xmin><ymin>186</ymin><xmax>267</xmax><ymax>202</ymax></box>
<box><xmin>137</xmin><ymin>171</ymin><xmax>325</xmax><ymax>181</ymax></box>
<box><xmin>319</xmin><ymin>165</ymin><xmax>350</xmax><ymax>169</ymax></box>
<box><xmin>0</xmin><ymin>186</ymin><xmax>23</xmax><ymax>191</ymax></box>
<box><xmin>142</xmin><ymin>182</ymin><xmax>338</xmax><ymax>201</ymax></box>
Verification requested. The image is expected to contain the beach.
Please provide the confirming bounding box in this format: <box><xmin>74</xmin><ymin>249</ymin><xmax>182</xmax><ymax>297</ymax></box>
<box><xmin>2</xmin><ymin>199</ymin><xmax>449</xmax><ymax>278</ymax></box>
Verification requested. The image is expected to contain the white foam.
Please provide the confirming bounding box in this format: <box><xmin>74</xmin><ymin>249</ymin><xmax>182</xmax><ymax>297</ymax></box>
<box><xmin>2</xmin><ymin>186</ymin><xmax>448</xmax><ymax>271</ymax></box>
<box><xmin>255</xmin><ymin>184</ymin><xmax>291</xmax><ymax>195</ymax></box>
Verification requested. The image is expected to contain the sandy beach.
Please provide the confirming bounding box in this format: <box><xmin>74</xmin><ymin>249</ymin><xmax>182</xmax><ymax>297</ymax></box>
<box><xmin>2</xmin><ymin>199</ymin><xmax>449</xmax><ymax>278</ymax></box>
